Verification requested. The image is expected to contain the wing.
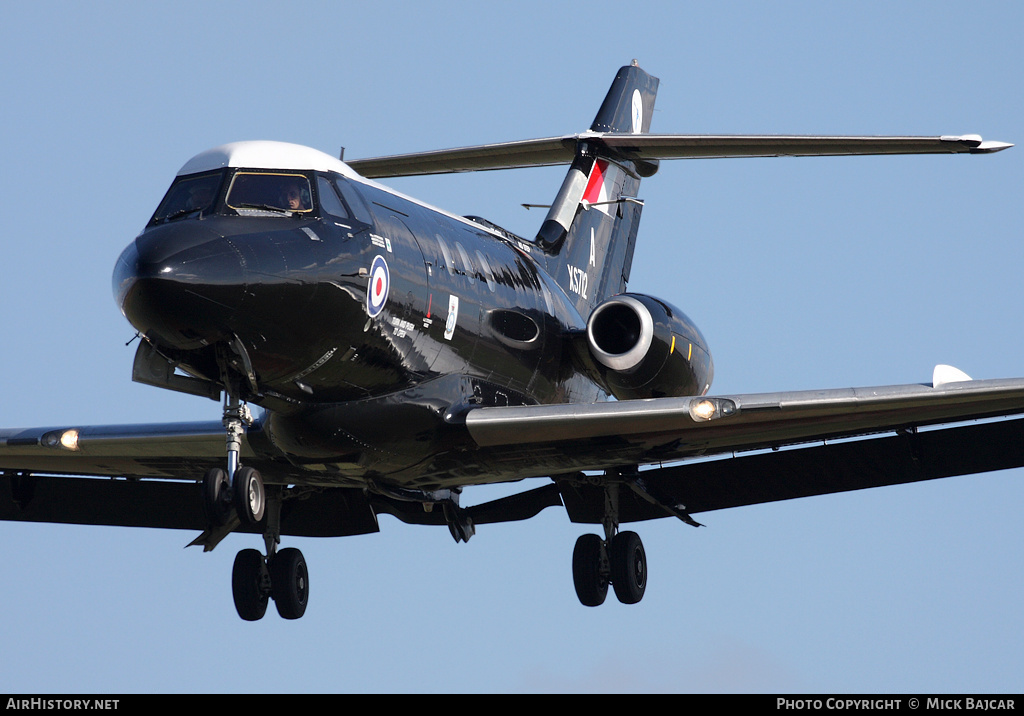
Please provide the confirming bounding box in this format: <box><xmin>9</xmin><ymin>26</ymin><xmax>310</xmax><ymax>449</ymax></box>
<box><xmin>0</xmin><ymin>417</ymin><xmax>562</xmax><ymax>538</ymax></box>
<box><xmin>346</xmin><ymin>133</ymin><xmax>1012</xmax><ymax>178</ymax></box>
<box><xmin>463</xmin><ymin>374</ymin><xmax>1024</xmax><ymax>524</ymax></box>
<box><xmin>0</xmin><ymin>420</ymin><xmax>247</xmax><ymax>479</ymax></box>
<box><xmin>6</xmin><ymin>375</ymin><xmax>1024</xmax><ymax>534</ymax></box>
<box><xmin>0</xmin><ymin>419</ymin><xmax>379</xmax><ymax>539</ymax></box>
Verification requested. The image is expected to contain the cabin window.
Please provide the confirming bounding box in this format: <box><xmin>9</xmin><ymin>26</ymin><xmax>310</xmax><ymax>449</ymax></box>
<box><xmin>150</xmin><ymin>170</ymin><xmax>225</xmax><ymax>224</ymax></box>
<box><xmin>455</xmin><ymin>242</ymin><xmax>475</xmax><ymax>284</ymax></box>
<box><xmin>475</xmin><ymin>250</ymin><xmax>496</xmax><ymax>292</ymax></box>
<box><xmin>317</xmin><ymin>176</ymin><xmax>349</xmax><ymax>219</ymax></box>
<box><xmin>437</xmin><ymin>236</ymin><xmax>456</xmax><ymax>276</ymax></box>
<box><xmin>226</xmin><ymin>172</ymin><xmax>313</xmax><ymax>215</ymax></box>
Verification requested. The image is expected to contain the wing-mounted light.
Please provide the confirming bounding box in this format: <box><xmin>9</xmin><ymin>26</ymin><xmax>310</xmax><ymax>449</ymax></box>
<box><xmin>41</xmin><ymin>428</ymin><xmax>80</xmax><ymax>450</ymax></box>
<box><xmin>689</xmin><ymin>398</ymin><xmax>737</xmax><ymax>422</ymax></box>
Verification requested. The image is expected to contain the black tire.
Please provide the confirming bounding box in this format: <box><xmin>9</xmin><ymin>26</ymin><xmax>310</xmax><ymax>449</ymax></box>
<box><xmin>233</xmin><ymin>466</ymin><xmax>265</xmax><ymax>526</ymax></box>
<box><xmin>202</xmin><ymin>467</ymin><xmax>230</xmax><ymax>526</ymax></box>
<box><xmin>271</xmin><ymin>547</ymin><xmax>309</xmax><ymax>620</ymax></box>
<box><xmin>572</xmin><ymin>534</ymin><xmax>608</xmax><ymax>607</ymax></box>
<box><xmin>232</xmin><ymin>548</ymin><xmax>269</xmax><ymax>621</ymax></box>
<box><xmin>610</xmin><ymin>531</ymin><xmax>647</xmax><ymax>605</ymax></box>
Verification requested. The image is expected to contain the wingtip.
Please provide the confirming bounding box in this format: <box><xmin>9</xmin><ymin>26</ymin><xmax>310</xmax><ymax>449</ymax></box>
<box><xmin>940</xmin><ymin>135</ymin><xmax>1013</xmax><ymax>153</ymax></box>
<box><xmin>973</xmin><ymin>140</ymin><xmax>1013</xmax><ymax>153</ymax></box>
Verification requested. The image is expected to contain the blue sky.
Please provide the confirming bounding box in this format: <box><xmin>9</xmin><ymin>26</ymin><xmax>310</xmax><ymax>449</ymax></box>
<box><xmin>0</xmin><ymin>0</ymin><xmax>1021</xmax><ymax>693</ymax></box>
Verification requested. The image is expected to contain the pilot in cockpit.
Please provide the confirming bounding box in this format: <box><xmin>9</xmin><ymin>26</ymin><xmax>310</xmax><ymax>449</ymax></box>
<box><xmin>281</xmin><ymin>181</ymin><xmax>309</xmax><ymax>212</ymax></box>
<box><xmin>187</xmin><ymin>183</ymin><xmax>215</xmax><ymax>211</ymax></box>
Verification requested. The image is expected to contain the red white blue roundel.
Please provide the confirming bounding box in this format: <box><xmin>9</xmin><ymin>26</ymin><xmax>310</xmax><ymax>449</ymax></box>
<box><xmin>367</xmin><ymin>255</ymin><xmax>390</xmax><ymax>317</ymax></box>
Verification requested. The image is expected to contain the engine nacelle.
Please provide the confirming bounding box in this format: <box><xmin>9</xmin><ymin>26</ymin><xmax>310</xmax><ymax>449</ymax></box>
<box><xmin>586</xmin><ymin>293</ymin><xmax>713</xmax><ymax>400</ymax></box>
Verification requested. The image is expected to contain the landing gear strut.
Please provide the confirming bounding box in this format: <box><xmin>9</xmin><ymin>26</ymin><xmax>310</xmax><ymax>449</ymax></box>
<box><xmin>200</xmin><ymin>391</ymin><xmax>309</xmax><ymax>621</ymax></box>
<box><xmin>201</xmin><ymin>393</ymin><xmax>265</xmax><ymax>528</ymax></box>
<box><xmin>571</xmin><ymin>481</ymin><xmax>648</xmax><ymax>607</ymax></box>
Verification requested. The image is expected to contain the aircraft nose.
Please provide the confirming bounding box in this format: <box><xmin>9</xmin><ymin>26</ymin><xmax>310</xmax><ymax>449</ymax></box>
<box><xmin>114</xmin><ymin>224</ymin><xmax>246</xmax><ymax>350</ymax></box>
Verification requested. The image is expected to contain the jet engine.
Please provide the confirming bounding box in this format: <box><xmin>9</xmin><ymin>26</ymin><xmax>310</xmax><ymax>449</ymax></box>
<box><xmin>585</xmin><ymin>293</ymin><xmax>713</xmax><ymax>400</ymax></box>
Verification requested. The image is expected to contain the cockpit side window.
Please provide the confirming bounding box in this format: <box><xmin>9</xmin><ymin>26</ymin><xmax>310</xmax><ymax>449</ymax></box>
<box><xmin>316</xmin><ymin>175</ymin><xmax>349</xmax><ymax>219</ymax></box>
<box><xmin>226</xmin><ymin>172</ymin><xmax>313</xmax><ymax>215</ymax></box>
<box><xmin>150</xmin><ymin>170</ymin><xmax>225</xmax><ymax>224</ymax></box>
<box><xmin>333</xmin><ymin>177</ymin><xmax>375</xmax><ymax>226</ymax></box>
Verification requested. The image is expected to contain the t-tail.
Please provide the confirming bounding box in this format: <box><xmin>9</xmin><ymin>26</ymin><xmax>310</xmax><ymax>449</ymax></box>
<box><xmin>536</xmin><ymin>62</ymin><xmax>660</xmax><ymax>316</ymax></box>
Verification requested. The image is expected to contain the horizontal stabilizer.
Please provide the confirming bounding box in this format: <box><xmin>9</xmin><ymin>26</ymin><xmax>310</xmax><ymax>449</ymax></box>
<box><xmin>347</xmin><ymin>133</ymin><xmax>1011</xmax><ymax>179</ymax></box>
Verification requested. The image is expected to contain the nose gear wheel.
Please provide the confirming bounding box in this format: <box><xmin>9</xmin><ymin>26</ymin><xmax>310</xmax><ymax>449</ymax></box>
<box><xmin>234</xmin><ymin>466</ymin><xmax>265</xmax><ymax>526</ymax></box>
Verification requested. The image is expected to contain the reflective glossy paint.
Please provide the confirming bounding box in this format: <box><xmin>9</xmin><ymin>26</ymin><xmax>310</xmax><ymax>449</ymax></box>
<box><xmin>2</xmin><ymin>60</ymin><xmax>1018</xmax><ymax>626</ymax></box>
<box><xmin>114</xmin><ymin>144</ymin><xmax>657</xmax><ymax>483</ymax></box>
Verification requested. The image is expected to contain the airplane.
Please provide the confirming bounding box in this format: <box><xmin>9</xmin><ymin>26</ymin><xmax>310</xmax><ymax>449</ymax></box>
<box><xmin>0</xmin><ymin>61</ymin><xmax>1020</xmax><ymax>621</ymax></box>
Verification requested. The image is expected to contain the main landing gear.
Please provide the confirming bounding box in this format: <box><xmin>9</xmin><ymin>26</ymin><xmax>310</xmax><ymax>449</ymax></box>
<box><xmin>201</xmin><ymin>393</ymin><xmax>309</xmax><ymax>621</ymax></box>
<box><xmin>571</xmin><ymin>482</ymin><xmax>648</xmax><ymax>607</ymax></box>
<box><xmin>231</xmin><ymin>544</ymin><xmax>309</xmax><ymax>621</ymax></box>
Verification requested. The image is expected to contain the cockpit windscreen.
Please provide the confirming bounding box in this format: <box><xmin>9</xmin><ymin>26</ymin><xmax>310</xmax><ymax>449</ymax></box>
<box><xmin>150</xmin><ymin>170</ymin><xmax>225</xmax><ymax>224</ymax></box>
<box><xmin>226</xmin><ymin>172</ymin><xmax>312</xmax><ymax>215</ymax></box>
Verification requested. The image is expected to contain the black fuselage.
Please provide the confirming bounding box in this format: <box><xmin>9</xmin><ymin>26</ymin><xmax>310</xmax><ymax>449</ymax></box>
<box><xmin>114</xmin><ymin>157</ymin><xmax>711</xmax><ymax>489</ymax></box>
<box><xmin>116</xmin><ymin>169</ymin><xmax>596</xmax><ymax>484</ymax></box>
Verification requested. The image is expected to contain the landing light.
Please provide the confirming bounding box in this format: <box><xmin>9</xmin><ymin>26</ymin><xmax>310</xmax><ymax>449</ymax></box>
<box><xmin>60</xmin><ymin>429</ymin><xmax>80</xmax><ymax>450</ymax></box>
<box><xmin>43</xmin><ymin>429</ymin><xmax>80</xmax><ymax>450</ymax></box>
<box><xmin>689</xmin><ymin>398</ymin><xmax>736</xmax><ymax>423</ymax></box>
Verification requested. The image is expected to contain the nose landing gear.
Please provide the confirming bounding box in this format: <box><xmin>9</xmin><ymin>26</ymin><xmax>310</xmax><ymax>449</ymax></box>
<box><xmin>200</xmin><ymin>392</ymin><xmax>308</xmax><ymax>621</ymax></box>
<box><xmin>201</xmin><ymin>394</ymin><xmax>265</xmax><ymax>526</ymax></box>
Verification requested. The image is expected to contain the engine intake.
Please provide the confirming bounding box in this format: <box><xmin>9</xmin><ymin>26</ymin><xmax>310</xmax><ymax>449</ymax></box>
<box><xmin>586</xmin><ymin>293</ymin><xmax>713</xmax><ymax>400</ymax></box>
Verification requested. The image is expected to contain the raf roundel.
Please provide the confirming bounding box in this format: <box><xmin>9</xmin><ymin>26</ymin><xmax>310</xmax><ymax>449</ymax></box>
<box><xmin>367</xmin><ymin>254</ymin><xmax>390</xmax><ymax>317</ymax></box>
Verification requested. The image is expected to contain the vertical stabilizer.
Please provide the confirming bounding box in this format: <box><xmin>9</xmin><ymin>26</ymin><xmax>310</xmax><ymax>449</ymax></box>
<box><xmin>537</xmin><ymin>63</ymin><xmax>659</xmax><ymax>317</ymax></box>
